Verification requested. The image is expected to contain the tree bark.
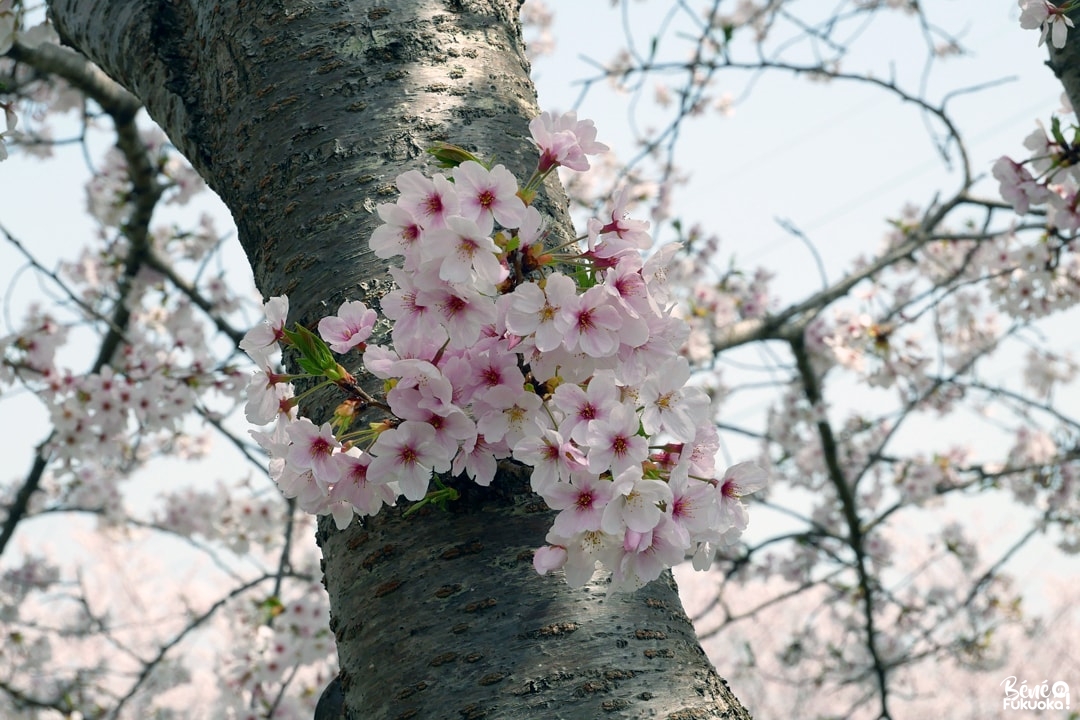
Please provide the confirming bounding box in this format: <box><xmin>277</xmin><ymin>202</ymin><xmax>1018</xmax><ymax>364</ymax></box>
<box><xmin>1049</xmin><ymin>3</ymin><xmax>1080</xmax><ymax>116</ymax></box>
<box><xmin>46</xmin><ymin>1</ymin><xmax>753</xmax><ymax>717</ymax></box>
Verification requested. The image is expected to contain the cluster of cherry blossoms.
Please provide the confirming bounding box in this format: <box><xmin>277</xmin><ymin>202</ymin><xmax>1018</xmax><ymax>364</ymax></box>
<box><xmin>220</xmin><ymin>584</ymin><xmax>334</xmax><ymax>717</ymax></box>
<box><xmin>2</xmin><ymin>6</ymin><xmax>69</xmax><ymax>163</ymax></box>
<box><xmin>988</xmin><ymin>115</ymin><xmax>1080</xmax><ymax>318</ymax></box>
<box><xmin>242</xmin><ymin>111</ymin><xmax>767</xmax><ymax>592</ymax></box>
<box><xmin>993</xmin><ymin>117</ymin><xmax>1080</xmax><ymax>223</ymax></box>
<box><xmin>1019</xmin><ymin>0</ymin><xmax>1076</xmax><ymax>49</ymax></box>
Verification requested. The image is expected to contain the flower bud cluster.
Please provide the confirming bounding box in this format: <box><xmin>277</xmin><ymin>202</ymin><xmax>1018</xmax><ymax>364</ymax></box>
<box><xmin>245</xmin><ymin>112</ymin><xmax>766</xmax><ymax>592</ymax></box>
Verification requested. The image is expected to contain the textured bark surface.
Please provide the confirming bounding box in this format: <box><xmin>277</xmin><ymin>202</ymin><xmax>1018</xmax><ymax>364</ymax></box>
<box><xmin>46</xmin><ymin>1</ymin><xmax>754</xmax><ymax>717</ymax></box>
<box><xmin>1049</xmin><ymin>3</ymin><xmax>1080</xmax><ymax>116</ymax></box>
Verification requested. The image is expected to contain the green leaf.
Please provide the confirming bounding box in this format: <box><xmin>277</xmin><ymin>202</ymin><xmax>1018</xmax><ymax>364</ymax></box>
<box><xmin>297</xmin><ymin>356</ymin><xmax>324</xmax><ymax>376</ymax></box>
<box><xmin>575</xmin><ymin>265</ymin><xmax>595</xmax><ymax>289</ymax></box>
<box><xmin>283</xmin><ymin>323</ymin><xmax>337</xmax><ymax>376</ymax></box>
<box><xmin>426</xmin><ymin>142</ymin><xmax>486</xmax><ymax>169</ymax></box>
<box><xmin>1050</xmin><ymin>115</ymin><xmax>1068</xmax><ymax>150</ymax></box>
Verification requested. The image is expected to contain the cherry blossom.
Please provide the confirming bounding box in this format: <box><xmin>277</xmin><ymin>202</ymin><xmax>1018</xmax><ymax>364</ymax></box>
<box><xmin>512</xmin><ymin>428</ymin><xmax>585</xmax><ymax>491</ymax></box>
<box><xmin>237</xmin><ymin>112</ymin><xmax>768</xmax><ymax>596</ymax></box>
<box><xmin>396</xmin><ymin>170</ymin><xmax>460</xmax><ymax>230</ymax></box>
<box><xmin>422</xmin><ymin>216</ymin><xmax>507</xmax><ymax>289</ymax></box>
<box><xmin>557</xmin><ymin>285</ymin><xmax>624</xmax><ymax>358</ymax></box>
<box><xmin>367</xmin><ymin>421</ymin><xmax>447</xmax><ymax>501</ymax></box>
<box><xmin>239</xmin><ymin>295</ymin><xmax>289</xmax><ymax>362</ymax></box>
<box><xmin>601</xmin><ymin>467</ymin><xmax>673</xmax><ymax>534</ymax></box>
<box><xmin>584</xmin><ymin>403</ymin><xmax>650</xmax><ymax>476</ymax></box>
<box><xmin>329</xmin><ymin>448</ymin><xmax>398</xmax><ymax>522</ymax></box>
<box><xmin>318</xmin><ymin>300</ymin><xmax>377</xmax><ymax>354</ymax></box>
<box><xmin>243</xmin><ymin>368</ymin><xmax>295</xmax><ymax>425</ymax></box>
<box><xmin>609</xmin><ymin>517</ymin><xmax>686</xmax><ymax>592</ymax></box>
<box><xmin>0</xmin><ymin>102</ymin><xmax>15</xmax><ymax>161</ymax></box>
<box><xmin>638</xmin><ymin>356</ymin><xmax>709</xmax><ymax>442</ymax></box>
<box><xmin>286</xmin><ymin>419</ymin><xmax>344</xmax><ymax>488</ymax></box>
<box><xmin>529</xmin><ymin>110</ymin><xmax>609</xmax><ymax>172</ymax></box>
<box><xmin>992</xmin><ymin>156</ymin><xmax>1052</xmax><ymax>215</ymax></box>
<box><xmin>545</xmin><ymin>473</ymin><xmax>618</xmax><ymax>536</ymax></box>
<box><xmin>1019</xmin><ymin>0</ymin><xmax>1075</xmax><ymax>49</ymax></box>
<box><xmin>532</xmin><ymin>544</ymin><xmax>568</xmax><ymax>575</ymax></box>
<box><xmin>717</xmin><ymin>462</ymin><xmax>769</xmax><ymax>533</ymax></box>
<box><xmin>380</xmin><ymin>266</ymin><xmax>446</xmax><ymax>344</ymax></box>
<box><xmin>587</xmin><ymin>186</ymin><xmax>652</xmax><ymax>254</ymax></box>
<box><xmin>504</xmin><ymin>272</ymin><xmax>578</xmax><ymax>351</ymax></box>
<box><xmin>451</xmin><ymin>161</ymin><xmax>527</xmax><ymax>234</ymax></box>
<box><xmin>552</xmin><ymin>372</ymin><xmax>619</xmax><ymax>443</ymax></box>
<box><xmin>369</xmin><ymin>202</ymin><xmax>424</xmax><ymax>265</ymax></box>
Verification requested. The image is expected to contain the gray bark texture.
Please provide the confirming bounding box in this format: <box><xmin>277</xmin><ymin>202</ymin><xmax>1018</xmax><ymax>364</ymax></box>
<box><xmin>1049</xmin><ymin>3</ymin><xmax>1080</xmax><ymax>116</ymax></box>
<box><xmin>46</xmin><ymin>1</ymin><xmax>754</xmax><ymax>718</ymax></box>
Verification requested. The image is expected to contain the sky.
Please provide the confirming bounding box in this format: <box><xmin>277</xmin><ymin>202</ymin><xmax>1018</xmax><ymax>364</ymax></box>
<box><xmin>1</xmin><ymin>0</ymin><xmax>1078</xmax><ymax>699</ymax></box>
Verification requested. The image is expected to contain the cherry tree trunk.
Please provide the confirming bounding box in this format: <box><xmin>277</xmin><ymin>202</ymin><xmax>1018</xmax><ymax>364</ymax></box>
<box><xmin>46</xmin><ymin>1</ymin><xmax>752</xmax><ymax>717</ymax></box>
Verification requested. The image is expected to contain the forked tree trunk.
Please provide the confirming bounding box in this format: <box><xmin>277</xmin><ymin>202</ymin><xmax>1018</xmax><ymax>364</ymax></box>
<box><xmin>47</xmin><ymin>1</ymin><xmax>752</xmax><ymax>717</ymax></box>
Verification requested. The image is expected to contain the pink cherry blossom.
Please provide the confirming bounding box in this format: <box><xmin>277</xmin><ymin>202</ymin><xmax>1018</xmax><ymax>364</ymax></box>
<box><xmin>601</xmin><ymin>255</ymin><xmax>651</xmax><ymax>319</ymax></box>
<box><xmin>460</xmin><ymin>349</ymin><xmax>525</xmax><ymax>406</ymax></box>
<box><xmin>529</xmin><ymin>110</ymin><xmax>609</xmax><ymax>173</ymax></box>
<box><xmin>993</xmin><ymin>156</ymin><xmax>1052</xmax><ymax>215</ymax></box>
<box><xmin>552</xmin><ymin>371</ymin><xmax>619</xmax><ymax>443</ymax></box>
<box><xmin>420</xmin><ymin>281</ymin><xmax>497</xmax><ymax>349</ymax></box>
<box><xmin>240</xmin><ymin>295</ymin><xmax>288</xmax><ymax>361</ymax></box>
<box><xmin>505</xmin><ymin>272</ymin><xmax>577</xmax><ymax>352</ymax></box>
<box><xmin>532</xmin><ymin>544</ymin><xmax>568</xmax><ymax>575</ymax></box>
<box><xmin>638</xmin><ymin>357</ymin><xmax>709</xmax><ymax>443</ymax></box>
<box><xmin>286</xmin><ymin>419</ymin><xmax>344</xmax><ymax>488</ymax></box>
<box><xmin>601</xmin><ymin>467</ymin><xmax>672</xmax><ymax>534</ymax></box>
<box><xmin>668</xmin><ymin>470</ymin><xmax>718</xmax><ymax>547</ymax></box>
<box><xmin>395</xmin><ymin>404</ymin><xmax>476</xmax><ymax>460</ymax></box>
<box><xmin>515</xmin><ymin>205</ymin><xmax>546</xmax><ymax>248</ymax></box>
<box><xmin>396</xmin><ymin>170</ymin><xmax>460</xmax><ymax>230</ymax></box>
<box><xmin>422</xmin><ymin>216</ymin><xmax>507</xmax><ymax>289</ymax></box>
<box><xmin>584</xmin><ymin>403</ymin><xmax>649</xmax><ymax>476</ymax></box>
<box><xmin>609</xmin><ymin>517</ymin><xmax>686</xmax><ymax>592</ymax></box>
<box><xmin>615</xmin><ymin>311</ymin><xmax>682</xmax><ymax>385</ymax></box>
<box><xmin>367</xmin><ymin>421</ymin><xmax>447</xmax><ymax>501</ymax></box>
<box><xmin>717</xmin><ymin>462</ymin><xmax>769</xmax><ymax>533</ymax></box>
<box><xmin>237</xmin><ymin>111</ymin><xmax>776</xmax><ymax>596</ymax></box>
<box><xmin>276</xmin><ymin>464</ymin><xmax>332</xmax><ymax>515</ymax></box>
<box><xmin>512</xmin><ymin>427</ymin><xmax>586</xmax><ymax>492</ymax></box>
<box><xmin>318</xmin><ymin>300</ymin><xmax>377</xmax><ymax>353</ymax></box>
<box><xmin>329</xmin><ymin>448</ymin><xmax>398</xmax><ymax>519</ymax></box>
<box><xmin>545</xmin><ymin>473</ymin><xmax>617</xmax><ymax>536</ymax></box>
<box><xmin>557</xmin><ymin>285</ymin><xmax>623</xmax><ymax>358</ymax></box>
<box><xmin>1019</xmin><ymin>0</ymin><xmax>1074</xmax><ymax>48</ymax></box>
<box><xmin>381</xmin><ymin>267</ymin><xmax>448</xmax><ymax>346</ymax></box>
<box><xmin>244</xmin><ymin>369</ymin><xmax>295</xmax><ymax>425</ymax></box>
<box><xmin>385</xmin><ymin>358</ymin><xmax>454</xmax><ymax>416</ymax></box>
<box><xmin>549</xmin><ymin>529</ymin><xmax>614</xmax><ymax>588</ymax></box>
<box><xmin>586</xmin><ymin>186</ymin><xmax>652</xmax><ymax>254</ymax></box>
<box><xmin>369</xmin><ymin>202</ymin><xmax>424</xmax><ymax>266</ymax></box>
<box><xmin>474</xmin><ymin>385</ymin><xmax>543</xmax><ymax>448</ymax></box>
<box><xmin>451</xmin><ymin>433</ymin><xmax>505</xmax><ymax>486</ymax></box>
<box><xmin>451</xmin><ymin>161</ymin><xmax>526</xmax><ymax>234</ymax></box>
